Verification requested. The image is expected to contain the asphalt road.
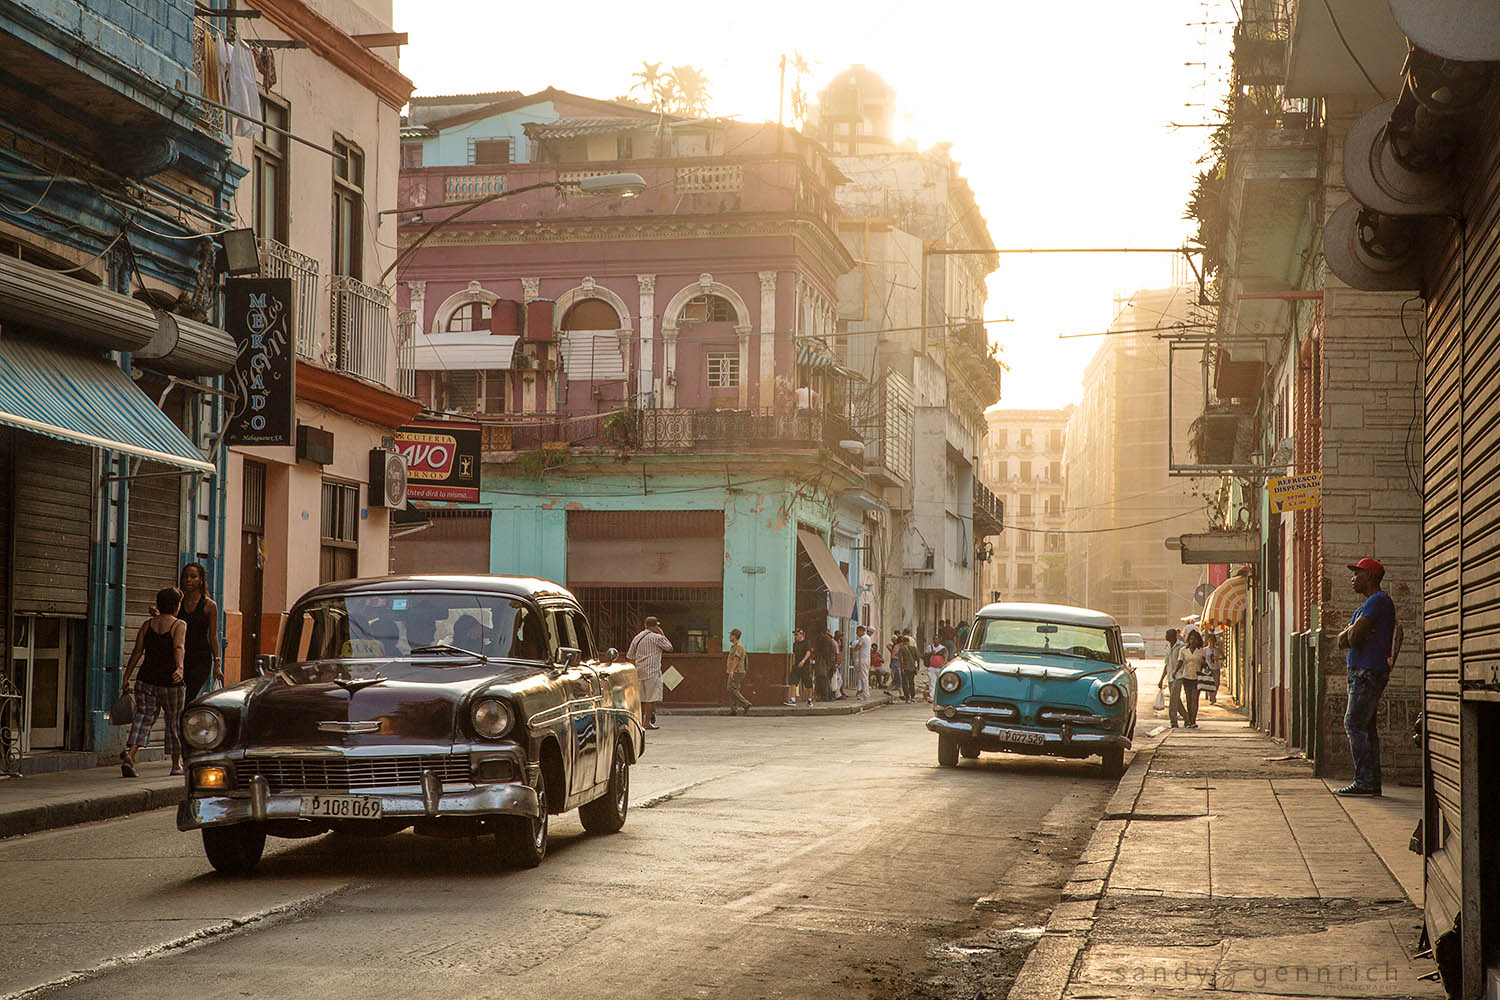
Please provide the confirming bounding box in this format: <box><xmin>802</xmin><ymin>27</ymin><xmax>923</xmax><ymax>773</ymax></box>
<box><xmin>0</xmin><ymin>672</ymin><xmax>1161</xmax><ymax>1000</ymax></box>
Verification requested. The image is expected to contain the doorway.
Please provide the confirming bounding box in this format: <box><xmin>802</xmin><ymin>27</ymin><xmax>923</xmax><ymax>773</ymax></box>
<box><xmin>240</xmin><ymin>460</ymin><xmax>266</xmax><ymax>676</ymax></box>
<box><xmin>11</xmin><ymin>615</ymin><xmax>79</xmax><ymax>751</ymax></box>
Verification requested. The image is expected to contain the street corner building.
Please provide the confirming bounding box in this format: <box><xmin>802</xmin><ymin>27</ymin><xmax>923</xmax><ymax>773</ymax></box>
<box><xmin>389</xmin><ymin>70</ymin><xmax>1003</xmax><ymax>706</ymax></box>
<box><xmin>0</xmin><ymin>0</ymin><xmax>417</xmax><ymax>767</ymax></box>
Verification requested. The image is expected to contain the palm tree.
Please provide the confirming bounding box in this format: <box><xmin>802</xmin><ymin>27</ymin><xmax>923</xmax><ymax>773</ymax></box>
<box><xmin>666</xmin><ymin>65</ymin><xmax>712</xmax><ymax>117</ymax></box>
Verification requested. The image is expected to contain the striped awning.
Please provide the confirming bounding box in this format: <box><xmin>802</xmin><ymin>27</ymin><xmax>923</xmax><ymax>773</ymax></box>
<box><xmin>0</xmin><ymin>336</ymin><xmax>214</xmax><ymax>473</ymax></box>
<box><xmin>796</xmin><ymin>338</ymin><xmax>835</xmax><ymax>370</ymax></box>
<box><xmin>1201</xmin><ymin>574</ymin><xmax>1249</xmax><ymax>627</ymax></box>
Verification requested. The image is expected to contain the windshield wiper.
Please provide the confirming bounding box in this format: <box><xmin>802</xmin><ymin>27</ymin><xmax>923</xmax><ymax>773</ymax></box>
<box><xmin>409</xmin><ymin>643</ymin><xmax>489</xmax><ymax>663</ymax></box>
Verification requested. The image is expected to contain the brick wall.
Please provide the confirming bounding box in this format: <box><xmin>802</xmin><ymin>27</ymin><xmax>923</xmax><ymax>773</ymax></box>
<box><xmin>1316</xmin><ymin>286</ymin><xmax>1424</xmax><ymax>784</ymax></box>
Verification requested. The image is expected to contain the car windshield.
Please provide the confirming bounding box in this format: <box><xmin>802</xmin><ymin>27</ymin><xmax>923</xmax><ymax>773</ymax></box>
<box><xmin>281</xmin><ymin>593</ymin><xmax>548</xmax><ymax>664</ymax></box>
<box><xmin>971</xmin><ymin>617</ymin><xmax>1120</xmax><ymax>663</ymax></box>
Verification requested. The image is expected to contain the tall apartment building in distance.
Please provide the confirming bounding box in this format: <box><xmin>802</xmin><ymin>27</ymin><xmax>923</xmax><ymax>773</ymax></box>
<box><xmin>980</xmin><ymin>408</ymin><xmax>1072</xmax><ymax>604</ymax></box>
<box><xmin>1065</xmin><ymin>287</ymin><xmax>1205</xmax><ymax>634</ymax></box>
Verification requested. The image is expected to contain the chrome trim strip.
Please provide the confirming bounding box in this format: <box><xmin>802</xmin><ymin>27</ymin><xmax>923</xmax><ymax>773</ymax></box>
<box><xmin>177</xmin><ymin>782</ymin><xmax>542</xmax><ymax>830</ymax></box>
<box><xmin>316</xmin><ymin>721</ymin><xmax>382</xmax><ymax>733</ymax></box>
<box><xmin>926</xmin><ymin>717</ymin><xmax>1127</xmax><ymax>748</ymax></box>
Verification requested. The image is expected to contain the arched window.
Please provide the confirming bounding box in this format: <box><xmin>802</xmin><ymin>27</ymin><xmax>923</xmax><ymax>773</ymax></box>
<box><xmin>560</xmin><ymin>299</ymin><xmax>621</xmax><ymax>331</ymax></box>
<box><xmin>680</xmin><ymin>294</ymin><xmax>735</xmax><ymax>323</ymax></box>
<box><xmin>446</xmin><ymin>302</ymin><xmax>491</xmax><ymax>332</ymax></box>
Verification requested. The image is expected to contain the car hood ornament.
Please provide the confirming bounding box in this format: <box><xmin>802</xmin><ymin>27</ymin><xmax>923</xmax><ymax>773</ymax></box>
<box><xmin>333</xmin><ymin>675</ymin><xmax>386</xmax><ymax>694</ymax></box>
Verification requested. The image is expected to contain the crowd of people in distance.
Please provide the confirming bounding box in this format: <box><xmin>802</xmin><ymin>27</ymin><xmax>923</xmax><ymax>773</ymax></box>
<box><xmin>776</xmin><ymin>618</ymin><xmax>970</xmax><ymax>707</ymax></box>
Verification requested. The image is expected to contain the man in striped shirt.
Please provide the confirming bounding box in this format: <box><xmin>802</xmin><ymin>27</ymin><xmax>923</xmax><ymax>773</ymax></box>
<box><xmin>628</xmin><ymin>616</ymin><xmax>672</xmax><ymax>731</ymax></box>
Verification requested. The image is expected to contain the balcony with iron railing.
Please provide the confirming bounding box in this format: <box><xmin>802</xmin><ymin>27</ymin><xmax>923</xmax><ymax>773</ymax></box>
<box><xmin>258</xmin><ymin>238</ymin><xmax>321</xmax><ymax>359</ymax></box>
<box><xmin>479</xmin><ymin>407</ymin><xmax>863</xmax><ymax>467</ymax></box>
<box><xmin>974</xmin><ymin>480</ymin><xmax>1004</xmax><ymax>537</ymax></box>
<box><xmin>330</xmin><ymin>274</ymin><xmax>413</xmax><ymax>391</ymax></box>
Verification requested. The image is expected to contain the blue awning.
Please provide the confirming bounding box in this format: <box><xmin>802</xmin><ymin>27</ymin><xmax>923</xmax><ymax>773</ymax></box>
<box><xmin>796</xmin><ymin>338</ymin><xmax>835</xmax><ymax>369</ymax></box>
<box><xmin>0</xmin><ymin>336</ymin><xmax>214</xmax><ymax>473</ymax></box>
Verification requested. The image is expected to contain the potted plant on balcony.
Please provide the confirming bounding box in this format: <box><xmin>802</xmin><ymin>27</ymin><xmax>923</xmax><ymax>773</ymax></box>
<box><xmin>602</xmin><ymin>409</ymin><xmax>640</xmax><ymax>454</ymax></box>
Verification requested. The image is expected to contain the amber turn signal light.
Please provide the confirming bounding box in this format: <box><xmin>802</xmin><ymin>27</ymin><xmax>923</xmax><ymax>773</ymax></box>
<box><xmin>193</xmin><ymin>767</ymin><xmax>228</xmax><ymax>790</ymax></box>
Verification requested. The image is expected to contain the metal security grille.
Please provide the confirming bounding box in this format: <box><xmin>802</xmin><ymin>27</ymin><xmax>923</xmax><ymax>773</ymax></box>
<box><xmin>242</xmin><ymin>460</ymin><xmax>266</xmax><ymax>533</ymax></box>
<box><xmin>236</xmin><ymin>754</ymin><xmax>471</xmax><ymax>792</ymax></box>
<box><xmin>573</xmin><ymin>586</ymin><xmax>724</xmax><ymax>654</ymax></box>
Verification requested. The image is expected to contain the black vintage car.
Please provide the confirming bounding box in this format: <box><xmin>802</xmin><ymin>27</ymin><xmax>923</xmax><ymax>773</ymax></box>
<box><xmin>176</xmin><ymin>575</ymin><xmax>645</xmax><ymax>874</ymax></box>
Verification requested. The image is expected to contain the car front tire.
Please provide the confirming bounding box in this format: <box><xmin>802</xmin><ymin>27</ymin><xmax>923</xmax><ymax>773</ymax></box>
<box><xmin>202</xmin><ymin>824</ymin><xmax>266</xmax><ymax>875</ymax></box>
<box><xmin>495</xmin><ymin>769</ymin><xmax>549</xmax><ymax>868</ymax></box>
<box><xmin>579</xmin><ymin>739</ymin><xmax>630</xmax><ymax>835</ymax></box>
<box><xmin>938</xmin><ymin>733</ymin><xmax>959</xmax><ymax>768</ymax></box>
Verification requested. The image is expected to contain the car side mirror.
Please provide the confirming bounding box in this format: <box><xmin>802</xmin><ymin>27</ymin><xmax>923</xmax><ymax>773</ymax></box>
<box><xmin>558</xmin><ymin>647</ymin><xmax>581</xmax><ymax>669</ymax></box>
<box><xmin>254</xmin><ymin>653</ymin><xmax>279</xmax><ymax>677</ymax></box>
<box><xmin>605</xmin><ymin>647</ymin><xmax>618</xmax><ymax>663</ymax></box>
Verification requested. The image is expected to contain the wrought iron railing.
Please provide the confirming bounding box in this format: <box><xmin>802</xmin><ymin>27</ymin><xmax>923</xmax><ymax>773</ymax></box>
<box><xmin>396</xmin><ymin>308</ymin><xmax>417</xmax><ymax>397</ymax></box>
<box><xmin>258</xmin><ymin>238</ymin><xmax>320</xmax><ymax>358</ymax></box>
<box><xmin>330</xmin><ymin>274</ymin><xmax>392</xmax><ymax>386</ymax></box>
<box><xmin>974</xmin><ymin>480</ymin><xmax>1004</xmax><ymax>535</ymax></box>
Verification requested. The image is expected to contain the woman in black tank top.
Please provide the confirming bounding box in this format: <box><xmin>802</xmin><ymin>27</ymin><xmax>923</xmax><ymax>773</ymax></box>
<box><xmin>179</xmin><ymin>562</ymin><xmax>220</xmax><ymax>697</ymax></box>
<box><xmin>121</xmin><ymin>586</ymin><xmax>188</xmax><ymax>777</ymax></box>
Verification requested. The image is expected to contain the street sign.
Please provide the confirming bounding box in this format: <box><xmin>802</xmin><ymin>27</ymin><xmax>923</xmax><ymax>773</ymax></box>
<box><xmin>1269</xmin><ymin>473</ymin><xmax>1321</xmax><ymax>513</ymax></box>
<box><xmin>1195</xmin><ymin>583</ymin><xmax>1212</xmax><ymax>605</ymax></box>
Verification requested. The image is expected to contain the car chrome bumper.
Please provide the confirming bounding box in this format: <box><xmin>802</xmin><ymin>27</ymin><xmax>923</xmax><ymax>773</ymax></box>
<box><xmin>925</xmin><ymin>716</ymin><xmax>1128</xmax><ymax>750</ymax></box>
<box><xmin>177</xmin><ymin>780</ymin><xmax>540</xmax><ymax>831</ymax></box>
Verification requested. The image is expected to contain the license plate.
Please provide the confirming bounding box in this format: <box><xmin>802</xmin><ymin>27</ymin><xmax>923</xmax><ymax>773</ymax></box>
<box><xmin>299</xmin><ymin>794</ymin><xmax>383</xmax><ymax>819</ymax></box>
<box><xmin>994</xmin><ymin>728</ymin><xmax>1046</xmax><ymax>746</ymax></box>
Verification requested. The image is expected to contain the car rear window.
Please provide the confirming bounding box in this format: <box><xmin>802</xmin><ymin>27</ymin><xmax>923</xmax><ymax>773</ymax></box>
<box><xmin>282</xmin><ymin>593</ymin><xmax>548</xmax><ymax>663</ymax></box>
<box><xmin>972</xmin><ymin>618</ymin><xmax>1120</xmax><ymax>663</ymax></box>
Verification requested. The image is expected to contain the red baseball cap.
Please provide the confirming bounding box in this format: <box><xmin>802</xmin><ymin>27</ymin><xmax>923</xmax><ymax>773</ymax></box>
<box><xmin>1347</xmin><ymin>557</ymin><xmax>1385</xmax><ymax>577</ymax></box>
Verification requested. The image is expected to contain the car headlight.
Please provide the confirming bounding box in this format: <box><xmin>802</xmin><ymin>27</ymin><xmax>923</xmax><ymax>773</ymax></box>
<box><xmin>938</xmin><ymin>671</ymin><xmax>963</xmax><ymax>693</ymax></box>
<box><xmin>1098</xmin><ymin>683</ymin><xmax>1122</xmax><ymax>706</ymax></box>
<box><xmin>181</xmin><ymin>708</ymin><xmax>226</xmax><ymax>751</ymax></box>
<box><xmin>471</xmin><ymin>697</ymin><xmax>513</xmax><ymax>739</ymax></box>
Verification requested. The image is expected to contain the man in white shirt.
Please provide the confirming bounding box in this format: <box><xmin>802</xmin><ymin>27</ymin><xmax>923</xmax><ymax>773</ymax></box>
<box><xmin>627</xmin><ymin>616</ymin><xmax>672</xmax><ymax>730</ymax></box>
<box><xmin>851</xmin><ymin>626</ymin><xmax>873</xmax><ymax>700</ymax></box>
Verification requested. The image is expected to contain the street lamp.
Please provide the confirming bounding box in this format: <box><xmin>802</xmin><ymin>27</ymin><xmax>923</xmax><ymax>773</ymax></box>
<box><xmin>380</xmin><ymin>171</ymin><xmax>648</xmax><ymax>283</ymax></box>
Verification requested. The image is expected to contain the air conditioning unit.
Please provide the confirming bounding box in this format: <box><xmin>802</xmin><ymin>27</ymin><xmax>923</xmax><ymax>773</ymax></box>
<box><xmin>369</xmin><ymin>448</ymin><xmax>408</xmax><ymax>509</ymax></box>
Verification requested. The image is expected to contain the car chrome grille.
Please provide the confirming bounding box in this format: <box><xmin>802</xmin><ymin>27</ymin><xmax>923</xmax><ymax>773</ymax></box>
<box><xmin>1037</xmin><ymin>707</ymin><xmax>1109</xmax><ymax>728</ymax></box>
<box><xmin>962</xmin><ymin>699</ymin><xmax>1019</xmax><ymax>718</ymax></box>
<box><xmin>236</xmin><ymin>755</ymin><xmax>471</xmax><ymax>792</ymax></box>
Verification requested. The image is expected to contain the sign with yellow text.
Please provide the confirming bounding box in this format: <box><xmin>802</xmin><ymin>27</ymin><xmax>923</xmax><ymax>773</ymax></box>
<box><xmin>1269</xmin><ymin>473</ymin><xmax>1321</xmax><ymax>513</ymax></box>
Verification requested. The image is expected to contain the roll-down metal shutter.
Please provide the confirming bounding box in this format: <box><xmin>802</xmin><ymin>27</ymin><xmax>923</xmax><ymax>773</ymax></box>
<box><xmin>124</xmin><ymin>460</ymin><xmax>184</xmax><ymax>638</ymax></box>
<box><xmin>0</xmin><ymin>430</ymin><xmax>10</xmax><ymax>649</ymax></box>
<box><xmin>1420</xmin><ymin>89</ymin><xmax>1500</xmax><ymax>943</ymax></box>
<box><xmin>13</xmin><ymin>436</ymin><xmax>93</xmax><ymax>616</ymax></box>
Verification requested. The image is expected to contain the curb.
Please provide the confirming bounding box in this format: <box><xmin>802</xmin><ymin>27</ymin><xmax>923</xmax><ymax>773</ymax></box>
<box><xmin>0</xmin><ymin>780</ymin><xmax>186</xmax><ymax>841</ymax></box>
<box><xmin>1005</xmin><ymin>738</ymin><xmax>1162</xmax><ymax>1000</ymax></box>
<box><xmin>659</xmin><ymin>694</ymin><xmax>897</xmax><ymax>718</ymax></box>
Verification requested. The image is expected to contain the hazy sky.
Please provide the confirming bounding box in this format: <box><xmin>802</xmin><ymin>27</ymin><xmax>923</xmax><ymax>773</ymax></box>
<box><xmin>391</xmin><ymin>0</ymin><xmax>1235</xmax><ymax>409</ymax></box>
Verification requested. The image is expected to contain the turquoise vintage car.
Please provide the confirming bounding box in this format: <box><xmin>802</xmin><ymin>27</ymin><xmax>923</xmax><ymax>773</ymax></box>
<box><xmin>927</xmin><ymin>603</ymin><xmax>1137</xmax><ymax>777</ymax></box>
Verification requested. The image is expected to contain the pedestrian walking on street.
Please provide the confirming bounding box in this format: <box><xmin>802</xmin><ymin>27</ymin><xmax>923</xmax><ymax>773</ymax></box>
<box><xmin>940</xmin><ymin>619</ymin><xmax>957</xmax><ymax>659</ymax></box>
<box><xmin>897</xmin><ymin>632</ymin><xmax>919</xmax><ymax>702</ymax></box>
<box><xmin>851</xmin><ymin>625</ymin><xmax>873</xmax><ymax>700</ymax></box>
<box><xmin>924</xmin><ymin>639</ymin><xmax>945</xmax><ymax>702</ymax></box>
<box><xmin>120</xmin><ymin>586</ymin><xmax>188</xmax><ymax>778</ymax></box>
<box><xmin>178</xmin><ymin>561</ymin><xmax>221</xmax><ymax>698</ymax></box>
<box><xmin>1335</xmin><ymin>557</ymin><xmax>1397</xmax><ymax>797</ymax></box>
<box><xmin>831</xmin><ymin>628</ymin><xmax>846</xmax><ymax>699</ymax></box>
<box><xmin>725</xmin><ymin>628</ymin><xmax>751</xmax><ymax>715</ymax></box>
<box><xmin>786</xmin><ymin>626</ymin><xmax>814</xmax><ymax>706</ymax></box>
<box><xmin>1179</xmin><ymin>631</ymin><xmax>1206</xmax><ymax>728</ymax></box>
<box><xmin>1201</xmin><ymin>632</ymin><xmax>1222</xmax><ymax>705</ymax></box>
<box><xmin>1160</xmin><ymin>627</ymin><xmax>1188</xmax><ymax>727</ymax></box>
<box><xmin>955</xmin><ymin>617</ymin><xmax>971</xmax><ymax>653</ymax></box>
<box><xmin>627</xmin><ymin>615</ymin><xmax>672</xmax><ymax>730</ymax></box>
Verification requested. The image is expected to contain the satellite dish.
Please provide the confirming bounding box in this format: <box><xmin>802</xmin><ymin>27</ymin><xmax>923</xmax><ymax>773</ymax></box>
<box><xmin>1388</xmin><ymin>0</ymin><xmax>1500</xmax><ymax>62</ymax></box>
<box><xmin>1343</xmin><ymin>99</ymin><xmax>1456</xmax><ymax>215</ymax></box>
<box><xmin>1323</xmin><ymin>200</ymin><xmax>1422</xmax><ymax>291</ymax></box>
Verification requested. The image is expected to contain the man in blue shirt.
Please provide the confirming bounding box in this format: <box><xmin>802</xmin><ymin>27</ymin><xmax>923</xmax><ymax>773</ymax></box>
<box><xmin>1334</xmin><ymin>557</ymin><xmax>1397</xmax><ymax>796</ymax></box>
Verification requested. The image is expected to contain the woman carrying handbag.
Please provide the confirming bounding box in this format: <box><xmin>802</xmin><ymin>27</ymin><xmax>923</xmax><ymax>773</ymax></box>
<box><xmin>119</xmin><ymin>587</ymin><xmax>188</xmax><ymax>778</ymax></box>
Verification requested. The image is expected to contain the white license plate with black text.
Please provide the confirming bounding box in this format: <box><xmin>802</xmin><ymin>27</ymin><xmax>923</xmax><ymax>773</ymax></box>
<box><xmin>299</xmin><ymin>794</ymin><xmax>383</xmax><ymax>819</ymax></box>
<box><xmin>995</xmin><ymin>728</ymin><xmax>1046</xmax><ymax>746</ymax></box>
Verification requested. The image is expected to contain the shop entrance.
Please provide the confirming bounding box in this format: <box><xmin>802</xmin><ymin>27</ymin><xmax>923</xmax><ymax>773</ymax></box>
<box><xmin>11</xmin><ymin>615</ymin><xmax>80</xmax><ymax>751</ymax></box>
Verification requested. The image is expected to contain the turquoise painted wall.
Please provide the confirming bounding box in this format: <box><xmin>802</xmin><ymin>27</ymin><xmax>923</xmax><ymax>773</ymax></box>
<box><xmin>477</xmin><ymin>471</ymin><xmax>834</xmax><ymax>655</ymax></box>
<box><xmin>421</xmin><ymin>102</ymin><xmax>557</xmax><ymax>167</ymax></box>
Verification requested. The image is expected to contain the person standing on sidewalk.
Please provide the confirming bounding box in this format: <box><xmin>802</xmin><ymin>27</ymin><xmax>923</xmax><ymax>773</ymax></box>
<box><xmin>851</xmin><ymin>626</ymin><xmax>873</xmax><ymax>700</ymax></box>
<box><xmin>1200</xmin><ymin>632</ymin><xmax>1221</xmax><ymax>705</ymax></box>
<box><xmin>1335</xmin><ymin>557</ymin><xmax>1397</xmax><ymax>797</ymax></box>
<box><xmin>120</xmin><ymin>587</ymin><xmax>187</xmax><ymax>777</ymax></box>
<box><xmin>940</xmin><ymin>619</ymin><xmax>957</xmax><ymax>659</ymax></box>
<box><xmin>178</xmin><ymin>561</ymin><xmax>220</xmax><ymax>698</ymax></box>
<box><xmin>785</xmin><ymin>627</ymin><xmax>814</xmax><ymax>707</ymax></box>
<box><xmin>627</xmin><ymin>616</ymin><xmax>672</xmax><ymax>730</ymax></box>
<box><xmin>1178</xmin><ymin>630</ymin><xmax>1206</xmax><ymax>728</ymax></box>
<box><xmin>955</xmin><ymin>617</ymin><xmax>971</xmax><ymax>653</ymax></box>
<box><xmin>1160</xmin><ymin>627</ymin><xmax>1188</xmax><ymax>727</ymax></box>
<box><xmin>725</xmin><ymin>628</ymin><xmax>751</xmax><ymax>715</ymax></box>
<box><xmin>814</xmin><ymin>625</ymin><xmax>837</xmax><ymax>701</ymax></box>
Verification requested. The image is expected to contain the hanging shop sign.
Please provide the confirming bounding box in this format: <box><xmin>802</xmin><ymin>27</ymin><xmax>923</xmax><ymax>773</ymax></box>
<box><xmin>1269</xmin><ymin>473</ymin><xmax>1322</xmax><ymax>514</ymax></box>
<box><xmin>395</xmin><ymin>420</ymin><xmax>481</xmax><ymax>501</ymax></box>
<box><xmin>225</xmin><ymin>277</ymin><xmax>296</xmax><ymax>446</ymax></box>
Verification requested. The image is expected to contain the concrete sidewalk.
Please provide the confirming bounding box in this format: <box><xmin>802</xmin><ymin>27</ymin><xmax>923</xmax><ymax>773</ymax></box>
<box><xmin>0</xmin><ymin>756</ymin><xmax>185</xmax><ymax>841</ymax></box>
<box><xmin>1010</xmin><ymin>708</ymin><xmax>1440</xmax><ymax>1000</ymax></box>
